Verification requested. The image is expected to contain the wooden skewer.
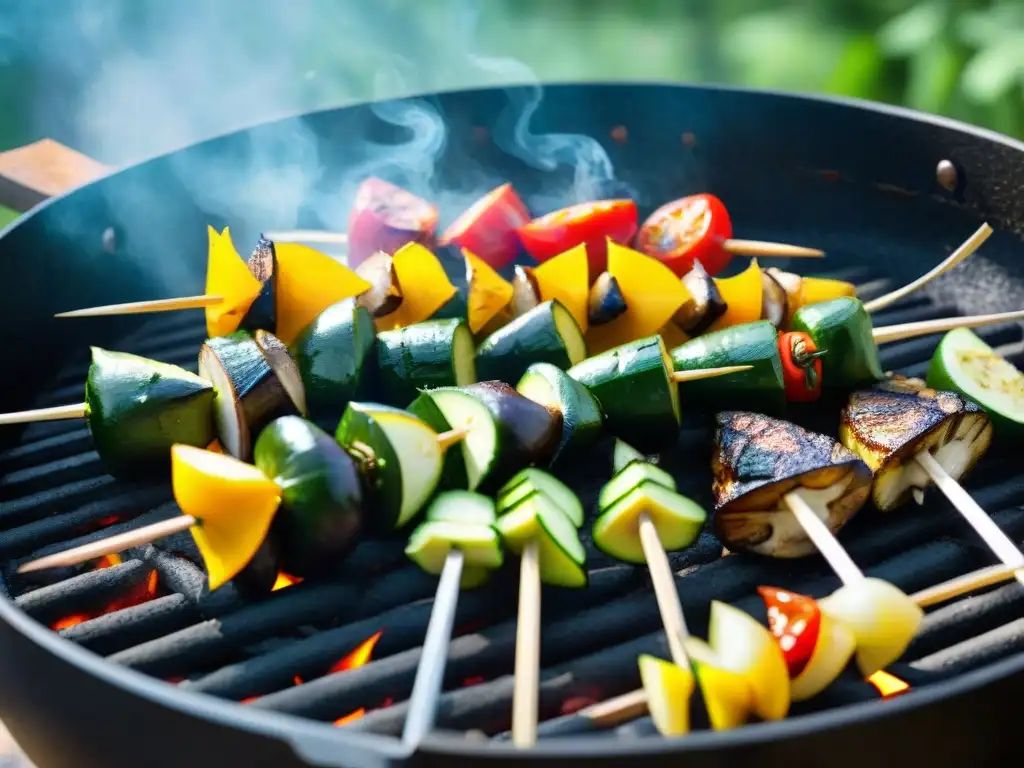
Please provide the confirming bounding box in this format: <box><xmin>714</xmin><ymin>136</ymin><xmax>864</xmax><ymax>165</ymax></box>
<box><xmin>0</xmin><ymin>403</ymin><xmax>87</xmax><ymax>426</ymax></box>
<box><xmin>436</xmin><ymin>428</ymin><xmax>469</xmax><ymax>452</ymax></box>
<box><xmin>914</xmin><ymin>452</ymin><xmax>1024</xmax><ymax>588</ymax></box>
<box><xmin>872</xmin><ymin>309</ymin><xmax>1024</xmax><ymax>345</ymax></box>
<box><xmin>671</xmin><ymin>365</ymin><xmax>753</xmax><ymax>384</ymax></box>
<box><xmin>722</xmin><ymin>240</ymin><xmax>825</xmax><ymax>259</ymax></box>
<box><xmin>263</xmin><ymin>230</ymin><xmax>348</xmax><ymax>244</ymax></box>
<box><xmin>638</xmin><ymin>512</ymin><xmax>691</xmax><ymax>668</ymax></box>
<box><xmin>512</xmin><ymin>538</ymin><xmax>542</xmax><ymax>748</ymax></box>
<box><xmin>402</xmin><ymin>548</ymin><xmax>465</xmax><ymax>747</ymax></box>
<box><xmin>784</xmin><ymin>491</ymin><xmax>865</xmax><ymax>586</ymax></box>
<box><xmin>55</xmin><ymin>295</ymin><xmax>224</xmax><ymax>318</ymax></box>
<box><xmin>17</xmin><ymin>515</ymin><xmax>197</xmax><ymax>574</ymax></box>
<box><xmin>863</xmin><ymin>224</ymin><xmax>992</xmax><ymax>313</ymax></box>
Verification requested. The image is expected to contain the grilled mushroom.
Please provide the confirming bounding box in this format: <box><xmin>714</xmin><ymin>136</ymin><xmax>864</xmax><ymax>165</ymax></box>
<box><xmin>765</xmin><ymin>267</ymin><xmax>802</xmax><ymax>325</ymax></box>
<box><xmin>759</xmin><ymin>269</ymin><xmax>788</xmax><ymax>328</ymax></box>
<box><xmin>839</xmin><ymin>375</ymin><xmax>993</xmax><ymax>512</ymax></box>
<box><xmin>712</xmin><ymin>411</ymin><xmax>873</xmax><ymax>557</ymax></box>
<box><xmin>510</xmin><ymin>265</ymin><xmax>541</xmax><ymax>317</ymax></box>
<box><xmin>672</xmin><ymin>261</ymin><xmax>727</xmax><ymax>335</ymax></box>
<box><xmin>588</xmin><ymin>271</ymin><xmax>628</xmax><ymax>326</ymax></box>
<box><xmin>355</xmin><ymin>250</ymin><xmax>404</xmax><ymax>318</ymax></box>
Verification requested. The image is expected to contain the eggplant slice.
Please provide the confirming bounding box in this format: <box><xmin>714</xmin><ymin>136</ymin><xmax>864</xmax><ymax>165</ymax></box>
<box><xmin>240</xmin><ymin>236</ymin><xmax>277</xmax><ymax>332</ymax></box>
<box><xmin>712</xmin><ymin>411</ymin><xmax>873</xmax><ymax>557</ymax></box>
<box><xmin>839</xmin><ymin>375</ymin><xmax>993</xmax><ymax>512</ymax></box>
<box><xmin>674</xmin><ymin>261</ymin><xmax>726</xmax><ymax>335</ymax></box>
<box><xmin>355</xmin><ymin>250</ymin><xmax>404</xmax><ymax>317</ymax></box>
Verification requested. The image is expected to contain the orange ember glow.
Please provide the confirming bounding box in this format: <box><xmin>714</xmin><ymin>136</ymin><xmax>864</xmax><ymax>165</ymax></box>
<box><xmin>97</xmin><ymin>515</ymin><xmax>120</xmax><ymax>527</ymax></box>
<box><xmin>327</xmin><ymin>632</ymin><xmax>385</xmax><ymax>726</ymax></box>
<box><xmin>48</xmin><ymin>560</ymin><xmax>160</xmax><ymax>631</ymax></box>
<box><xmin>334</xmin><ymin>709</ymin><xmax>367</xmax><ymax>726</ymax></box>
<box><xmin>272</xmin><ymin>572</ymin><xmax>304</xmax><ymax>591</ymax></box>
<box><xmin>868</xmin><ymin>670</ymin><xmax>911</xmax><ymax>698</ymax></box>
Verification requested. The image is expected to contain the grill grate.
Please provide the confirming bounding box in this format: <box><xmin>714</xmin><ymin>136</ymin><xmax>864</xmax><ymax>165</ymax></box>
<box><xmin>3</xmin><ymin>267</ymin><xmax>1024</xmax><ymax>743</ymax></box>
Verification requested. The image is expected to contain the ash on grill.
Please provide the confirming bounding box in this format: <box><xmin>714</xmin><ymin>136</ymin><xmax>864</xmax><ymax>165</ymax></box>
<box><xmin>3</xmin><ymin>271</ymin><xmax>1024</xmax><ymax>743</ymax></box>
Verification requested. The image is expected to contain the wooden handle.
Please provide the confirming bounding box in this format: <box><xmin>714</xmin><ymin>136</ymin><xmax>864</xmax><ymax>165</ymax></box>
<box><xmin>0</xmin><ymin>139</ymin><xmax>109</xmax><ymax>212</ymax></box>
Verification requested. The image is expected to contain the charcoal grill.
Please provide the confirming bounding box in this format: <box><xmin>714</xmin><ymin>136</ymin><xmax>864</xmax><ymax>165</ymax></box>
<box><xmin>3</xmin><ymin>83</ymin><xmax>1024</xmax><ymax>768</ymax></box>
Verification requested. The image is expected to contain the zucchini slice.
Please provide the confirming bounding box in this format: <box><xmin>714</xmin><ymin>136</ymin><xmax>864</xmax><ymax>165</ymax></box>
<box><xmin>495</xmin><ymin>490</ymin><xmax>588</xmax><ymax>588</ymax></box>
<box><xmin>596</xmin><ymin>461</ymin><xmax>677</xmax><ymax>510</ymax></box>
<box><xmin>516</xmin><ymin>362</ymin><xmax>604</xmax><ymax>464</ymax></box>
<box><xmin>568</xmin><ymin>335</ymin><xmax>681</xmax><ymax>451</ymax></box>
<box><xmin>199</xmin><ymin>330</ymin><xmax>300</xmax><ymax>460</ymax></box>
<box><xmin>592</xmin><ymin>480</ymin><xmax>707</xmax><ymax>563</ymax></box>
<box><xmin>414</xmin><ymin>387</ymin><xmax>499</xmax><ymax>491</ymax></box>
<box><xmin>476</xmin><ymin>300</ymin><xmax>587</xmax><ymax>385</ymax></box>
<box><xmin>240</xmin><ymin>236</ymin><xmax>277</xmax><ymax>333</ymax></box>
<box><xmin>335</xmin><ymin>403</ymin><xmax>443</xmax><ymax>531</ymax></box>
<box><xmin>407</xmin><ymin>391</ymin><xmax>468</xmax><ymax>490</ymax></box>
<box><xmin>290</xmin><ymin>298</ymin><xmax>378</xmax><ymax>427</ymax></box>
<box><xmin>84</xmin><ymin>347</ymin><xmax>216</xmax><ymax>477</ymax></box>
<box><xmin>425</xmin><ymin>490</ymin><xmax>498</xmax><ymax>526</ymax></box>
<box><xmin>612</xmin><ymin>439</ymin><xmax>646</xmax><ymax>474</ymax></box>
<box><xmin>405</xmin><ymin>521</ymin><xmax>503</xmax><ymax>588</ymax></box>
<box><xmin>376</xmin><ymin>318</ymin><xmax>477</xmax><ymax>406</ymax></box>
<box><xmin>496</xmin><ymin>468</ymin><xmax>584</xmax><ymax>527</ymax></box>
<box><xmin>254</xmin><ymin>416</ymin><xmax>364</xmax><ymax>577</ymax></box>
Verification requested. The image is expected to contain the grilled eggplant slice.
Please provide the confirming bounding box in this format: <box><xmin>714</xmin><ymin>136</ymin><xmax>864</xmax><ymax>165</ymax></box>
<box><xmin>712</xmin><ymin>411</ymin><xmax>873</xmax><ymax>557</ymax></box>
<box><xmin>839</xmin><ymin>377</ymin><xmax>993</xmax><ymax>512</ymax></box>
<box><xmin>355</xmin><ymin>250</ymin><xmax>404</xmax><ymax>318</ymax></box>
<box><xmin>240</xmin><ymin>236</ymin><xmax>277</xmax><ymax>333</ymax></box>
<box><xmin>673</xmin><ymin>261</ymin><xmax>727</xmax><ymax>335</ymax></box>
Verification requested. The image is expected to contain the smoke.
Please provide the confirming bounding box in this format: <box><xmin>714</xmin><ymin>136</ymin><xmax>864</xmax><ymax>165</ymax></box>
<box><xmin>4</xmin><ymin>0</ymin><xmax>624</xmax><ymax>286</ymax></box>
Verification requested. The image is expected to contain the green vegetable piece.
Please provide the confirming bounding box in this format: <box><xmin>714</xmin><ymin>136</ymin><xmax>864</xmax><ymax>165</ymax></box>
<box><xmin>516</xmin><ymin>362</ymin><xmax>604</xmax><ymax>463</ymax></box>
<box><xmin>408</xmin><ymin>391</ymin><xmax>468</xmax><ymax>490</ymax></box>
<box><xmin>405</xmin><ymin>521</ymin><xmax>503</xmax><ymax>589</ymax></box>
<box><xmin>612</xmin><ymin>439</ymin><xmax>646</xmax><ymax>474</ymax></box>
<box><xmin>496</xmin><ymin>468</ymin><xmax>584</xmax><ymax>527</ymax></box>
<box><xmin>927</xmin><ymin>327</ymin><xmax>1024</xmax><ymax>436</ymax></box>
<box><xmin>597</xmin><ymin>461</ymin><xmax>677</xmax><ymax>511</ymax></box>
<box><xmin>425</xmin><ymin>490</ymin><xmax>497</xmax><ymax>526</ymax></box>
<box><xmin>670</xmin><ymin>320</ymin><xmax>786</xmax><ymax>414</ymax></box>
<box><xmin>254</xmin><ymin>416</ymin><xmax>364</xmax><ymax>578</ymax></box>
<box><xmin>592</xmin><ymin>480</ymin><xmax>707</xmax><ymax>564</ymax></box>
<box><xmin>290</xmin><ymin>298</ymin><xmax>378</xmax><ymax>426</ymax></box>
<box><xmin>568</xmin><ymin>335</ymin><xmax>680</xmax><ymax>451</ymax></box>
<box><xmin>791</xmin><ymin>297</ymin><xmax>883</xmax><ymax>389</ymax></box>
<box><xmin>410</xmin><ymin>388</ymin><xmax>499</xmax><ymax>491</ymax></box>
<box><xmin>495</xmin><ymin>491</ymin><xmax>588</xmax><ymax>588</ymax></box>
<box><xmin>476</xmin><ymin>300</ymin><xmax>588</xmax><ymax>385</ymax></box>
<box><xmin>84</xmin><ymin>347</ymin><xmax>216</xmax><ymax>477</ymax></box>
<box><xmin>336</xmin><ymin>402</ymin><xmax>443</xmax><ymax>531</ymax></box>
<box><xmin>376</xmin><ymin>318</ymin><xmax>477</xmax><ymax>406</ymax></box>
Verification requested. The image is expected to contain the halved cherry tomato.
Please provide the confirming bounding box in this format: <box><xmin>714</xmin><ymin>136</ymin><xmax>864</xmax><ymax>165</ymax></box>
<box><xmin>757</xmin><ymin>585</ymin><xmax>822</xmax><ymax>678</ymax></box>
<box><xmin>778</xmin><ymin>331</ymin><xmax>824</xmax><ymax>403</ymax></box>
<box><xmin>438</xmin><ymin>183</ymin><xmax>530</xmax><ymax>270</ymax></box>
<box><xmin>635</xmin><ymin>193</ymin><xmax>733</xmax><ymax>277</ymax></box>
<box><xmin>517</xmin><ymin>199</ymin><xmax>638</xmax><ymax>278</ymax></box>
<box><xmin>347</xmin><ymin>177</ymin><xmax>438</xmax><ymax>270</ymax></box>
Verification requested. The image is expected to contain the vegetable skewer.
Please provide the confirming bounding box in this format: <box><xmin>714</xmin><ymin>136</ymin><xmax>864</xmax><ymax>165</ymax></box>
<box><xmin>402</xmin><ymin>492</ymin><xmax>505</xmax><ymax>746</ymax></box>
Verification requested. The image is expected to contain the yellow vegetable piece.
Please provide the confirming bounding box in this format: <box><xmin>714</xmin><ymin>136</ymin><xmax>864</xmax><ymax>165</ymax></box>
<box><xmin>683</xmin><ymin>636</ymin><xmax>753</xmax><ymax>731</ymax></box>
<box><xmin>586</xmin><ymin>241</ymin><xmax>691</xmax><ymax>355</ymax></box>
<box><xmin>638</xmin><ymin>654</ymin><xmax>694</xmax><ymax>737</ymax></box>
<box><xmin>205</xmin><ymin>226</ymin><xmax>263</xmax><ymax>338</ymax></box>
<box><xmin>171</xmin><ymin>444</ymin><xmax>282</xmax><ymax>591</ymax></box>
<box><xmin>658</xmin><ymin>321</ymin><xmax>690</xmax><ymax>351</ymax></box>
<box><xmin>273</xmin><ymin>242</ymin><xmax>372</xmax><ymax>345</ymax></box>
<box><xmin>709</xmin><ymin>259</ymin><xmax>764</xmax><ymax>332</ymax></box>
<box><xmin>533</xmin><ymin>244</ymin><xmax>590</xmax><ymax>334</ymax></box>
<box><xmin>376</xmin><ymin>243</ymin><xmax>458</xmax><ymax>331</ymax></box>
<box><xmin>463</xmin><ymin>249</ymin><xmax>513</xmax><ymax>334</ymax></box>
<box><xmin>798</xmin><ymin>276</ymin><xmax>856</xmax><ymax>311</ymax></box>
<box><xmin>790</xmin><ymin>610</ymin><xmax>857</xmax><ymax>701</ymax></box>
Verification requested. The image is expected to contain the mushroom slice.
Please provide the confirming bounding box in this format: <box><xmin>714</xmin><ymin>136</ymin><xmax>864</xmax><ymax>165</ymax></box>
<box><xmin>839</xmin><ymin>377</ymin><xmax>993</xmax><ymax>512</ymax></box>
<box><xmin>711</xmin><ymin>411</ymin><xmax>873</xmax><ymax>557</ymax></box>
<box><xmin>759</xmin><ymin>268</ymin><xmax>788</xmax><ymax>328</ymax></box>
<box><xmin>510</xmin><ymin>265</ymin><xmax>541</xmax><ymax>317</ymax></box>
<box><xmin>764</xmin><ymin>267</ymin><xmax>802</xmax><ymax>326</ymax></box>
<box><xmin>355</xmin><ymin>250</ymin><xmax>404</xmax><ymax>318</ymax></box>
<box><xmin>673</xmin><ymin>261</ymin><xmax>726</xmax><ymax>335</ymax></box>
<box><xmin>588</xmin><ymin>271</ymin><xmax>628</xmax><ymax>326</ymax></box>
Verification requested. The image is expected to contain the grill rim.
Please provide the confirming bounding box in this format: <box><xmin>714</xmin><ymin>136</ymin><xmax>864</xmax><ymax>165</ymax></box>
<box><xmin>4</xmin><ymin>80</ymin><xmax>1024</xmax><ymax>765</ymax></box>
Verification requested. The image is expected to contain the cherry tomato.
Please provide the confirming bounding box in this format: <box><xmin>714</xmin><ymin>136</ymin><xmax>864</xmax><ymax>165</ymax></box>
<box><xmin>517</xmin><ymin>199</ymin><xmax>638</xmax><ymax>278</ymax></box>
<box><xmin>778</xmin><ymin>331</ymin><xmax>824</xmax><ymax>403</ymax></box>
<box><xmin>635</xmin><ymin>193</ymin><xmax>733</xmax><ymax>277</ymax></box>
<box><xmin>757</xmin><ymin>585</ymin><xmax>822</xmax><ymax>678</ymax></box>
<box><xmin>347</xmin><ymin>177</ymin><xmax>438</xmax><ymax>269</ymax></box>
<box><xmin>438</xmin><ymin>183</ymin><xmax>530</xmax><ymax>270</ymax></box>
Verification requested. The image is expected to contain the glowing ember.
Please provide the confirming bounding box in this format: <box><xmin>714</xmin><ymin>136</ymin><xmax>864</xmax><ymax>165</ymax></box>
<box><xmin>868</xmin><ymin>670</ymin><xmax>911</xmax><ymax>697</ymax></box>
<box><xmin>462</xmin><ymin>675</ymin><xmax>485</xmax><ymax>687</ymax></box>
<box><xmin>51</xmin><ymin>614</ymin><xmax>89</xmax><ymax>631</ymax></box>
<box><xmin>272</xmin><ymin>572</ymin><xmax>303</xmax><ymax>591</ymax></box>
<box><xmin>97</xmin><ymin>515</ymin><xmax>120</xmax><ymax>527</ymax></box>
<box><xmin>328</xmin><ymin>631</ymin><xmax>383</xmax><ymax>674</ymax></box>
<box><xmin>48</xmin><ymin>565</ymin><xmax>160</xmax><ymax>631</ymax></box>
<box><xmin>334</xmin><ymin>708</ymin><xmax>367</xmax><ymax>726</ymax></box>
<box><xmin>95</xmin><ymin>553</ymin><xmax>122</xmax><ymax>569</ymax></box>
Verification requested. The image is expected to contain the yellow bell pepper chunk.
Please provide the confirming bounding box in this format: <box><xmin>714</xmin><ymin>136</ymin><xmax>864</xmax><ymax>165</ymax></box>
<box><xmin>585</xmin><ymin>241</ymin><xmax>690</xmax><ymax>355</ymax></box>
<box><xmin>638</xmin><ymin>654</ymin><xmax>695</xmax><ymax>737</ymax></box>
<box><xmin>171</xmin><ymin>444</ymin><xmax>282</xmax><ymax>591</ymax></box>
<box><xmin>205</xmin><ymin>227</ymin><xmax>263</xmax><ymax>338</ymax></box>
<box><xmin>533</xmin><ymin>244</ymin><xmax>590</xmax><ymax>334</ymax></box>
<box><xmin>798</xmin><ymin>276</ymin><xmax>857</xmax><ymax>310</ymax></box>
<box><xmin>464</xmin><ymin>249</ymin><xmax>513</xmax><ymax>334</ymax></box>
<box><xmin>709</xmin><ymin>259</ymin><xmax>764</xmax><ymax>332</ymax></box>
<box><xmin>273</xmin><ymin>242</ymin><xmax>372</xmax><ymax>345</ymax></box>
<box><xmin>686</xmin><ymin>637</ymin><xmax>754</xmax><ymax>731</ymax></box>
<box><xmin>376</xmin><ymin>243</ymin><xmax>458</xmax><ymax>331</ymax></box>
